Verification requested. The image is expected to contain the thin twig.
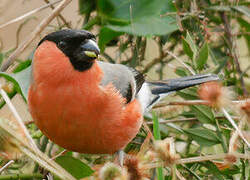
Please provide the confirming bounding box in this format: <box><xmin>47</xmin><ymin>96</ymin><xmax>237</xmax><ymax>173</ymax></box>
<box><xmin>146</xmin><ymin>116</ymin><xmax>238</xmax><ymax>125</ymax></box>
<box><xmin>0</xmin><ymin>160</ymin><xmax>14</xmax><ymax>174</ymax></box>
<box><xmin>51</xmin><ymin>150</ymin><xmax>68</xmax><ymax>160</ymax></box>
<box><xmin>0</xmin><ymin>0</ymin><xmax>72</xmax><ymax>72</ymax></box>
<box><xmin>0</xmin><ymin>84</ymin><xmax>37</xmax><ymax>149</ymax></box>
<box><xmin>165</xmin><ymin>50</ymin><xmax>195</xmax><ymax>75</ymax></box>
<box><xmin>222</xmin><ymin>108</ymin><xmax>250</xmax><ymax>148</ymax></box>
<box><xmin>0</xmin><ymin>0</ymin><xmax>62</xmax><ymax>29</ymax></box>
<box><xmin>176</xmin><ymin>153</ymin><xmax>250</xmax><ymax>164</ymax></box>
<box><xmin>43</xmin><ymin>0</ymin><xmax>71</xmax><ymax>28</ymax></box>
<box><xmin>153</xmin><ymin>100</ymin><xmax>210</xmax><ymax>108</ymax></box>
<box><xmin>153</xmin><ymin>99</ymin><xmax>250</xmax><ymax>108</ymax></box>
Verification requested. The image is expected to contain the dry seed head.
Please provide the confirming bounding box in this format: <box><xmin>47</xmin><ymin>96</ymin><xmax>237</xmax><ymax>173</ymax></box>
<box><xmin>124</xmin><ymin>155</ymin><xmax>150</xmax><ymax>180</ymax></box>
<box><xmin>154</xmin><ymin>138</ymin><xmax>180</xmax><ymax>166</ymax></box>
<box><xmin>198</xmin><ymin>82</ymin><xmax>230</xmax><ymax>109</ymax></box>
<box><xmin>99</xmin><ymin>162</ymin><xmax>127</xmax><ymax>180</ymax></box>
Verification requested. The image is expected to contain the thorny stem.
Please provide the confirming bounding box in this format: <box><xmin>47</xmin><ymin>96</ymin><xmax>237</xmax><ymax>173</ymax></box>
<box><xmin>0</xmin><ymin>160</ymin><xmax>14</xmax><ymax>174</ymax></box>
<box><xmin>0</xmin><ymin>0</ymin><xmax>72</xmax><ymax>72</ymax></box>
<box><xmin>222</xmin><ymin>108</ymin><xmax>250</xmax><ymax>148</ymax></box>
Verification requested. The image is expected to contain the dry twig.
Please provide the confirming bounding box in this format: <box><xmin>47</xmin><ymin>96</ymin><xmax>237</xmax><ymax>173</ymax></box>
<box><xmin>0</xmin><ymin>0</ymin><xmax>72</xmax><ymax>72</ymax></box>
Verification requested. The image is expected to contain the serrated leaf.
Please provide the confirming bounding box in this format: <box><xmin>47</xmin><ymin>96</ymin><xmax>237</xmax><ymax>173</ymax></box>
<box><xmin>191</xmin><ymin>105</ymin><xmax>215</xmax><ymax>124</ymax></box>
<box><xmin>0</xmin><ymin>66</ymin><xmax>31</xmax><ymax>100</ymax></box>
<box><xmin>184</xmin><ymin>128</ymin><xmax>220</xmax><ymax>147</ymax></box>
<box><xmin>55</xmin><ymin>155</ymin><xmax>94</xmax><ymax>179</ymax></box>
<box><xmin>196</xmin><ymin>43</ymin><xmax>208</xmax><ymax>70</ymax></box>
<box><xmin>98</xmin><ymin>27</ymin><xmax>123</xmax><ymax>52</ymax></box>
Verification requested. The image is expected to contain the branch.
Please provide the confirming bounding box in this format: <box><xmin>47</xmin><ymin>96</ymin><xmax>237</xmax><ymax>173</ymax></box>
<box><xmin>0</xmin><ymin>160</ymin><xmax>14</xmax><ymax>174</ymax></box>
<box><xmin>0</xmin><ymin>0</ymin><xmax>62</xmax><ymax>29</ymax></box>
<box><xmin>0</xmin><ymin>0</ymin><xmax>72</xmax><ymax>72</ymax></box>
<box><xmin>176</xmin><ymin>153</ymin><xmax>250</xmax><ymax>164</ymax></box>
<box><xmin>43</xmin><ymin>0</ymin><xmax>71</xmax><ymax>28</ymax></box>
<box><xmin>220</xmin><ymin>12</ymin><xmax>248</xmax><ymax>95</ymax></box>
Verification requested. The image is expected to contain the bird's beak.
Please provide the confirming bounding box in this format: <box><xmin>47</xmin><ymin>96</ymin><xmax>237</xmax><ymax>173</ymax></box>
<box><xmin>81</xmin><ymin>39</ymin><xmax>100</xmax><ymax>58</ymax></box>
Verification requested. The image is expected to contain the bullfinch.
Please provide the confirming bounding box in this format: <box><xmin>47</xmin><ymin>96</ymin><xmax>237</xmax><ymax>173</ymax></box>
<box><xmin>28</xmin><ymin>29</ymin><xmax>219</xmax><ymax>155</ymax></box>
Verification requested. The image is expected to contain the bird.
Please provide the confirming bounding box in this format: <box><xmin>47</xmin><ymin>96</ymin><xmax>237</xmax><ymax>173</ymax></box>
<box><xmin>28</xmin><ymin>29</ymin><xmax>219</xmax><ymax>156</ymax></box>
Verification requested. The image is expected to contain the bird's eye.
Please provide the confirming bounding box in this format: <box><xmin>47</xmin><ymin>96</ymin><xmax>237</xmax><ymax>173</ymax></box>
<box><xmin>58</xmin><ymin>41</ymin><xmax>67</xmax><ymax>49</ymax></box>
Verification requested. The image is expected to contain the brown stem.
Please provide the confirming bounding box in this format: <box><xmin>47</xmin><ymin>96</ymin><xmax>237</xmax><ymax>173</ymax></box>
<box><xmin>0</xmin><ymin>0</ymin><xmax>72</xmax><ymax>72</ymax></box>
<box><xmin>43</xmin><ymin>0</ymin><xmax>71</xmax><ymax>28</ymax></box>
<box><xmin>220</xmin><ymin>12</ymin><xmax>248</xmax><ymax>95</ymax></box>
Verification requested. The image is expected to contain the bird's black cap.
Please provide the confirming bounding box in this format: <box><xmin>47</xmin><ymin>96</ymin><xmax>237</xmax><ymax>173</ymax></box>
<box><xmin>38</xmin><ymin>29</ymin><xmax>100</xmax><ymax>71</ymax></box>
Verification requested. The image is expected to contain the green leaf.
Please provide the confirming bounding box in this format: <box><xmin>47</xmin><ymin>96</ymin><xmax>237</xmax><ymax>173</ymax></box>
<box><xmin>184</xmin><ymin>128</ymin><xmax>221</xmax><ymax>147</ymax></box>
<box><xmin>185</xmin><ymin>32</ymin><xmax>197</xmax><ymax>59</ymax></box>
<box><xmin>175</xmin><ymin>67</ymin><xmax>189</xmax><ymax>77</ymax></box>
<box><xmin>0</xmin><ymin>66</ymin><xmax>31</xmax><ymax>100</ymax></box>
<box><xmin>233</xmin><ymin>6</ymin><xmax>250</xmax><ymax>18</ymax></box>
<box><xmin>0</xmin><ymin>53</ymin><xmax>4</xmax><ymax>66</ymax></box>
<box><xmin>152</xmin><ymin>112</ymin><xmax>164</xmax><ymax>180</ymax></box>
<box><xmin>182</xmin><ymin>39</ymin><xmax>193</xmax><ymax>60</ymax></box>
<box><xmin>55</xmin><ymin>155</ymin><xmax>94</xmax><ymax>179</ymax></box>
<box><xmin>98</xmin><ymin>0</ymin><xmax>178</xmax><ymax>36</ymax></box>
<box><xmin>191</xmin><ymin>105</ymin><xmax>215</xmax><ymax>124</ymax></box>
<box><xmin>177</xmin><ymin>87</ymin><xmax>198</xmax><ymax>100</ymax></box>
<box><xmin>106</xmin><ymin>16</ymin><xmax>178</xmax><ymax>36</ymax></box>
<box><xmin>98</xmin><ymin>27</ymin><xmax>123</xmax><ymax>52</ymax></box>
<box><xmin>196</xmin><ymin>43</ymin><xmax>208</xmax><ymax>70</ymax></box>
<box><xmin>79</xmin><ymin>0</ymin><xmax>96</xmax><ymax>14</ymax></box>
<box><xmin>13</xmin><ymin>59</ymin><xmax>32</xmax><ymax>73</ymax></box>
<box><xmin>152</xmin><ymin>112</ymin><xmax>161</xmax><ymax>140</ymax></box>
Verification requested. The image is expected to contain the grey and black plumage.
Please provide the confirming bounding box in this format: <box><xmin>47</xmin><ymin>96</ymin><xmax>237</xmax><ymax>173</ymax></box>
<box><xmin>97</xmin><ymin>61</ymin><xmax>219</xmax><ymax>112</ymax></box>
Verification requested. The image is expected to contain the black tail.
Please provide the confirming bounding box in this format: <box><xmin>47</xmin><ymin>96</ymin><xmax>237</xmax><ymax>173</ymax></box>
<box><xmin>147</xmin><ymin>74</ymin><xmax>220</xmax><ymax>95</ymax></box>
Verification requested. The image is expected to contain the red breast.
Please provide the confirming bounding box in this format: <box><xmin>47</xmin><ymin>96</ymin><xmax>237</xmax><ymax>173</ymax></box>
<box><xmin>28</xmin><ymin>41</ymin><xmax>143</xmax><ymax>154</ymax></box>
